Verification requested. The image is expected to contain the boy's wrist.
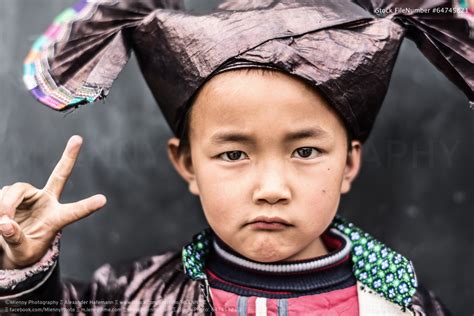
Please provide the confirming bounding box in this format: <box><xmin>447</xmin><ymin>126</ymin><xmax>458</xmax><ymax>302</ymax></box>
<box><xmin>0</xmin><ymin>231</ymin><xmax>60</xmax><ymax>294</ymax></box>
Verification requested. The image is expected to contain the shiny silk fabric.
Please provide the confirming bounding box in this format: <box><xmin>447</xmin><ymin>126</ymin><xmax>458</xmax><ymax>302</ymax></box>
<box><xmin>0</xmin><ymin>250</ymin><xmax>451</xmax><ymax>315</ymax></box>
<box><xmin>27</xmin><ymin>0</ymin><xmax>473</xmax><ymax>141</ymax></box>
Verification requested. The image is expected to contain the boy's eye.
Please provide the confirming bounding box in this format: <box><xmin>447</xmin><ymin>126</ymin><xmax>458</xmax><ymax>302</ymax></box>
<box><xmin>292</xmin><ymin>147</ymin><xmax>320</xmax><ymax>159</ymax></box>
<box><xmin>219</xmin><ymin>151</ymin><xmax>248</xmax><ymax>161</ymax></box>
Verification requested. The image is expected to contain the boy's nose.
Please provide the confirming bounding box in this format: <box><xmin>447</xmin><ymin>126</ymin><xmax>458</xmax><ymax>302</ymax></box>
<box><xmin>252</xmin><ymin>164</ymin><xmax>291</xmax><ymax>205</ymax></box>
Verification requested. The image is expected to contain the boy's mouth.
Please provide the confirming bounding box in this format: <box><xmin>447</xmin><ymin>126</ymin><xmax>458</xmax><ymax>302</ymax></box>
<box><xmin>246</xmin><ymin>216</ymin><xmax>292</xmax><ymax>230</ymax></box>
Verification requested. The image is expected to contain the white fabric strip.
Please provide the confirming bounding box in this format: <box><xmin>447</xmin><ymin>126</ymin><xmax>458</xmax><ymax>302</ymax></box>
<box><xmin>357</xmin><ymin>281</ymin><xmax>414</xmax><ymax>315</ymax></box>
<box><xmin>255</xmin><ymin>297</ymin><xmax>267</xmax><ymax>316</ymax></box>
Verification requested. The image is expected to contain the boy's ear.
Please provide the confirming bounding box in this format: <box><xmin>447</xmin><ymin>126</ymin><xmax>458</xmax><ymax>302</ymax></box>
<box><xmin>167</xmin><ymin>137</ymin><xmax>200</xmax><ymax>195</ymax></box>
<box><xmin>341</xmin><ymin>140</ymin><xmax>362</xmax><ymax>194</ymax></box>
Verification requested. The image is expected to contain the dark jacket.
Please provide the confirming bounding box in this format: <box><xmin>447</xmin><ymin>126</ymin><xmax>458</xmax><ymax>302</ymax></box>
<box><xmin>0</xmin><ymin>216</ymin><xmax>450</xmax><ymax>315</ymax></box>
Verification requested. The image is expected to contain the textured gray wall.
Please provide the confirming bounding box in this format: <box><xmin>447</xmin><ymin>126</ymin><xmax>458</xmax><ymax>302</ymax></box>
<box><xmin>0</xmin><ymin>0</ymin><xmax>472</xmax><ymax>314</ymax></box>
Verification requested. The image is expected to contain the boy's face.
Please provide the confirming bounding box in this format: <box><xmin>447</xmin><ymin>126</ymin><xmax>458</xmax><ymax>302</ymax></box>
<box><xmin>168</xmin><ymin>69</ymin><xmax>361</xmax><ymax>262</ymax></box>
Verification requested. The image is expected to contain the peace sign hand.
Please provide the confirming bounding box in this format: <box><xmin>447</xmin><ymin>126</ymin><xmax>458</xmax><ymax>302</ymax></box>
<box><xmin>0</xmin><ymin>136</ymin><xmax>106</xmax><ymax>269</ymax></box>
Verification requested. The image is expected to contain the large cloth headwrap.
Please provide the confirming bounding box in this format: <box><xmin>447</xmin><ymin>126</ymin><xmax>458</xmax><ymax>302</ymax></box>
<box><xmin>23</xmin><ymin>0</ymin><xmax>473</xmax><ymax>141</ymax></box>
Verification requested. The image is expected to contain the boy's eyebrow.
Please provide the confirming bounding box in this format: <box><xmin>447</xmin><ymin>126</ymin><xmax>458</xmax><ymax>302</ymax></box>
<box><xmin>210</xmin><ymin>127</ymin><xmax>329</xmax><ymax>145</ymax></box>
<box><xmin>283</xmin><ymin>127</ymin><xmax>330</xmax><ymax>142</ymax></box>
<box><xmin>210</xmin><ymin>132</ymin><xmax>255</xmax><ymax>145</ymax></box>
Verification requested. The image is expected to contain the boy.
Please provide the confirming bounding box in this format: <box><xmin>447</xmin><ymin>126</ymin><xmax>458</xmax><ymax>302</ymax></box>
<box><xmin>0</xmin><ymin>0</ymin><xmax>471</xmax><ymax>314</ymax></box>
<box><xmin>0</xmin><ymin>64</ymin><xmax>443</xmax><ymax>316</ymax></box>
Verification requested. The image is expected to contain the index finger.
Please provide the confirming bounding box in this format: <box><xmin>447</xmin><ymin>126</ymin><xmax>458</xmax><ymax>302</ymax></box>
<box><xmin>44</xmin><ymin>135</ymin><xmax>83</xmax><ymax>199</ymax></box>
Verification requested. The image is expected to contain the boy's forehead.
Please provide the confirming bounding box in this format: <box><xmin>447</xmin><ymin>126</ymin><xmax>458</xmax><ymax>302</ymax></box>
<box><xmin>193</xmin><ymin>69</ymin><xmax>332</xmax><ymax>123</ymax></box>
<box><xmin>199</xmin><ymin>69</ymin><xmax>316</xmax><ymax>100</ymax></box>
<box><xmin>190</xmin><ymin>68</ymin><xmax>346</xmax><ymax>139</ymax></box>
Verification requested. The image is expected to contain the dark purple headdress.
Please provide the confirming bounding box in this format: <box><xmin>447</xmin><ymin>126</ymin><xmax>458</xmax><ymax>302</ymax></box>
<box><xmin>23</xmin><ymin>0</ymin><xmax>473</xmax><ymax>141</ymax></box>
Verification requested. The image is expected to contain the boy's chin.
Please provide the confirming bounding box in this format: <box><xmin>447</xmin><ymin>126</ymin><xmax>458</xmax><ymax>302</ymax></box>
<box><xmin>243</xmin><ymin>252</ymin><xmax>290</xmax><ymax>263</ymax></box>
<box><xmin>233</xmin><ymin>230</ymin><xmax>327</xmax><ymax>263</ymax></box>
<box><xmin>237</xmin><ymin>240</ymin><xmax>295</xmax><ymax>263</ymax></box>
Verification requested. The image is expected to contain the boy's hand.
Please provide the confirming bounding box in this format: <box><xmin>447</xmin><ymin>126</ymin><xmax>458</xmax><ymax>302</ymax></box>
<box><xmin>0</xmin><ymin>136</ymin><xmax>106</xmax><ymax>269</ymax></box>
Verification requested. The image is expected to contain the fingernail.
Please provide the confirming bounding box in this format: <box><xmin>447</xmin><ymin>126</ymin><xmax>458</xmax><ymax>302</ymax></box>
<box><xmin>0</xmin><ymin>223</ymin><xmax>14</xmax><ymax>236</ymax></box>
<box><xmin>70</xmin><ymin>135</ymin><xmax>83</xmax><ymax>145</ymax></box>
<box><xmin>0</xmin><ymin>215</ymin><xmax>10</xmax><ymax>225</ymax></box>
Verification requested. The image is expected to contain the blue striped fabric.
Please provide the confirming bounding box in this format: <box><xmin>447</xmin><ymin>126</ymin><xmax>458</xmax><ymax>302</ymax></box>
<box><xmin>278</xmin><ymin>298</ymin><xmax>288</xmax><ymax>316</ymax></box>
<box><xmin>237</xmin><ymin>296</ymin><xmax>248</xmax><ymax>316</ymax></box>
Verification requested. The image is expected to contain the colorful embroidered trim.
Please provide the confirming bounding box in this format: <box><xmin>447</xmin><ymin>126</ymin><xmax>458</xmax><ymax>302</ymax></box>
<box><xmin>331</xmin><ymin>216</ymin><xmax>418</xmax><ymax>309</ymax></box>
<box><xmin>182</xmin><ymin>228</ymin><xmax>212</xmax><ymax>281</ymax></box>
<box><xmin>22</xmin><ymin>0</ymin><xmax>104</xmax><ymax>111</ymax></box>
<box><xmin>181</xmin><ymin>215</ymin><xmax>418</xmax><ymax>309</ymax></box>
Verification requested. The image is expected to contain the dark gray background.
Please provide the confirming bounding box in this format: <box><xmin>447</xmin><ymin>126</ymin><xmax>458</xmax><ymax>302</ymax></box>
<box><xmin>0</xmin><ymin>0</ymin><xmax>472</xmax><ymax>314</ymax></box>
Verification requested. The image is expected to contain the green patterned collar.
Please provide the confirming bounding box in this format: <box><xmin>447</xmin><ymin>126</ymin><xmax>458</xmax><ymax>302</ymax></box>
<box><xmin>182</xmin><ymin>215</ymin><xmax>418</xmax><ymax>309</ymax></box>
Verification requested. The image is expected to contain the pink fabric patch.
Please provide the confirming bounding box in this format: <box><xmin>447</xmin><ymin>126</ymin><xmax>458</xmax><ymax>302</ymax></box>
<box><xmin>210</xmin><ymin>284</ymin><xmax>359</xmax><ymax>315</ymax></box>
<box><xmin>210</xmin><ymin>287</ymin><xmax>239</xmax><ymax>315</ymax></box>
<box><xmin>287</xmin><ymin>285</ymin><xmax>359</xmax><ymax>315</ymax></box>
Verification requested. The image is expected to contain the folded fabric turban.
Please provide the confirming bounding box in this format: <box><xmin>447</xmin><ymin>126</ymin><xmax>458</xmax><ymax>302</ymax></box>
<box><xmin>23</xmin><ymin>0</ymin><xmax>473</xmax><ymax>141</ymax></box>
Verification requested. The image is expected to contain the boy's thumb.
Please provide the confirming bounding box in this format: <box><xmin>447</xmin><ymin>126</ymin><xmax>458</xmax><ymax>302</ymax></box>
<box><xmin>0</xmin><ymin>216</ymin><xmax>25</xmax><ymax>248</ymax></box>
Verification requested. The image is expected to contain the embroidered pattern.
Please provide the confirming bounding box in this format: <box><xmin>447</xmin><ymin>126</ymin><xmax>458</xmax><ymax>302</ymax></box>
<box><xmin>330</xmin><ymin>216</ymin><xmax>418</xmax><ymax>308</ymax></box>
<box><xmin>182</xmin><ymin>229</ymin><xmax>212</xmax><ymax>281</ymax></box>
<box><xmin>181</xmin><ymin>215</ymin><xmax>418</xmax><ymax>309</ymax></box>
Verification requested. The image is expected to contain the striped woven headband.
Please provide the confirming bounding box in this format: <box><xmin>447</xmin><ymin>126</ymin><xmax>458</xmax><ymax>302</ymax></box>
<box><xmin>22</xmin><ymin>0</ymin><xmax>104</xmax><ymax>110</ymax></box>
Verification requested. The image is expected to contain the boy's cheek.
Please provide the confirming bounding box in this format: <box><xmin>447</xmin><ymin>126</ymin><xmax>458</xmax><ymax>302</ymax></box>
<box><xmin>198</xmin><ymin>178</ymin><xmax>247</xmax><ymax>207</ymax></box>
<box><xmin>296</xmin><ymin>172</ymin><xmax>343</xmax><ymax>203</ymax></box>
<box><xmin>292</xmin><ymin>182</ymin><xmax>341</xmax><ymax>224</ymax></box>
<box><xmin>198</xmin><ymin>183</ymin><xmax>248</xmax><ymax>227</ymax></box>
